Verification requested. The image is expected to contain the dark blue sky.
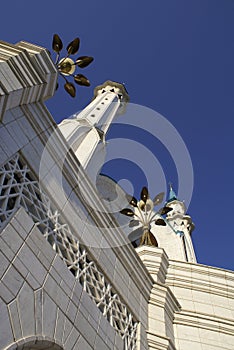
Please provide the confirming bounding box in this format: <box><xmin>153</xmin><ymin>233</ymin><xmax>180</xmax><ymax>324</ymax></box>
<box><xmin>1</xmin><ymin>0</ymin><xmax>233</xmax><ymax>270</ymax></box>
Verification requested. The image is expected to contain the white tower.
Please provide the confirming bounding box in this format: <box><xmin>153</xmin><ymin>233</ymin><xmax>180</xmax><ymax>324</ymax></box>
<box><xmin>138</xmin><ymin>184</ymin><xmax>196</xmax><ymax>263</ymax></box>
<box><xmin>161</xmin><ymin>184</ymin><xmax>196</xmax><ymax>262</ymax></box>
<box><xmin>59</xmin><ymin>81</ymin><xmax>129</xmax><ymax>183</ymax></box>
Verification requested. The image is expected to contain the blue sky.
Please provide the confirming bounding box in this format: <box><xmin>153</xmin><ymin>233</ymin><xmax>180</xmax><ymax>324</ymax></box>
<box><xmin>1</xmin><ymin>0</ymin><xmax>233</xmax><ymax>270</ymax></box>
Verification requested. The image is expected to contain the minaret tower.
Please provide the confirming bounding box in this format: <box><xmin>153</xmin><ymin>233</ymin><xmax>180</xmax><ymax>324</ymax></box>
<box><xmin>59</xmin><ymin>81</ymin><xmax>129</xmax><ymax>182</ymax></box>
<box><xmin>160</xmin><ymin>184</ymin><xmax>196</xmax><ymax>262</ymax></box>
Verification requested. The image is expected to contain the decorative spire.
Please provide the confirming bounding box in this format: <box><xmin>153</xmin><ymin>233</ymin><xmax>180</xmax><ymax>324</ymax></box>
<box><xmin>167</xmin><ymin>183</ymin><xmax>178</xmax><ymax>202</ymax></box>
<box><xmin>51</xmin><ymin>34</ymin><xmax>94</xmax><ymax>98</ymax></box>
<box><xmin>120</xmin><ymin>187</ymin><xmax>172</xmax><ymax>247</ymax></box>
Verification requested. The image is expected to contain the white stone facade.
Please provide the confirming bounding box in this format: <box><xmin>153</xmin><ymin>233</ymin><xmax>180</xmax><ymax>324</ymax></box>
<box><xmin>138</xmin><ymin>246</ymin><xmax>234</xmax><ymax>350</ymax></box>
<box><xmin>0</xmin><ymin>40</ymin><xmax>233</xmax><ymax>350</ymax></box>
<box><xmin>0</xmin><ymin>40</ymin><xmax>151</xmax><ymax>350</ymax></box>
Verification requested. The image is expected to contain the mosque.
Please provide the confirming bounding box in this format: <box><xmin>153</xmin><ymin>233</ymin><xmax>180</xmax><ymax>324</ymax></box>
<box><xmin>0</xmin><ymin>40</ymin><xmax>233</xmax><ymax>350</ymax></box>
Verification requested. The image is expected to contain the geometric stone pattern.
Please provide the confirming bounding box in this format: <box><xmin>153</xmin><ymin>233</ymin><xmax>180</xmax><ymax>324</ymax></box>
<box><xmin>0</xmin><ymin>154</ymin><xmax>138</xmax><ymax>350</ymax></box>
<box><xmin>0</xmin><ymin>208</ymin><xmax>124</xmax><ymax>350</ymax></box>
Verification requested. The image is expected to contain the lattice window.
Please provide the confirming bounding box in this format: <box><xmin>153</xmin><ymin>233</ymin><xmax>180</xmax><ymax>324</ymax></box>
<box><xmin>0</xmin><ymin>154</ymin><xmax>138</xmax><ymax>349</ymax></box>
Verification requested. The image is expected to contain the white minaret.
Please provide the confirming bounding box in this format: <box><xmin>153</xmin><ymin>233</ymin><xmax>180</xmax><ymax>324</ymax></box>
<box><xmin>59</xmin><ymin>81</ymin><xmax>129</xmax><ymax>182</ymax></box>
<box><xmin>153</xmin><ymin>184</ymin><xmax>196</xmax><ymax>262</ymax></box>
<box><xmin>165</xmin><ymin>184</ymin><xmax>196</xmax><ymax>262</ymax></box>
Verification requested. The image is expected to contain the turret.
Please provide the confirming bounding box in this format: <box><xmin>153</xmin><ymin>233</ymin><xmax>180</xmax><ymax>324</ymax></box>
<box><xmin>158</xmin><ymin>184</ymin><xmax>196</xmax><ymax>262</ymax></box>
<box><xmin>59</xmin><ymin>81</ymin><xmax>129</xmax><ymax>182</ymax></box>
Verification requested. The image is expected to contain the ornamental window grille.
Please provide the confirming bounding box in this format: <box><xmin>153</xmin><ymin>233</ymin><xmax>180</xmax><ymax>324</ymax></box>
<box><xmin>0</xmin><ymin>154</ymin><xmax>138</xmax><ymax>349</ymax></box>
